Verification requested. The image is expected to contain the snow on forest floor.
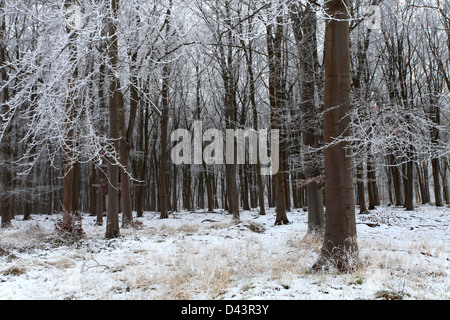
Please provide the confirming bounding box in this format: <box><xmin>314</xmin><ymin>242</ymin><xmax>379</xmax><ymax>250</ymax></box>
<box><xmin>0</xmin><ymin>205</ymin><xmax>449</xmax><ymax>300</ymax></box>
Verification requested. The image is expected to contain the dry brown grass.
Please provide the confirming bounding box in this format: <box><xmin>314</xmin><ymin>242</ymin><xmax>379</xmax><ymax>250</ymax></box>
<box><xmin>1</xmin><ymin>210</ymin><xmax>448</xmax><ymax>300</ymax></box>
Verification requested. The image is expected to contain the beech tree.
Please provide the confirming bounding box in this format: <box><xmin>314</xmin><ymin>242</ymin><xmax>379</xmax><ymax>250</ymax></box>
<box><xmin>290</xmin><ymin>0</ymin><xmax>324</xmax><ymax>231</ymax></box>
<box><xmin>104</xmin><ymin>0</ymin><xmax>122</xmax><ymax>239</ymax></box>
<box><xmin>62</xmin><ymin>0</ymin><xmax>80</xmax><ymax>224</ymax></box>
<box><xmin>313</xmin><ymin>0</ymin><xmax>358</xmax><ymax>272</ymax></box>
<box><xmin>265</xmin><ymin>3</ymin><xmax>289</xmax><ymax>225</ymax></box>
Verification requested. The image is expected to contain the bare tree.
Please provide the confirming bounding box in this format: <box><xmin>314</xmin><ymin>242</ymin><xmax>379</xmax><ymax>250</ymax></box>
<box><xmin>61</xmin><ymin>0</ymin><xmax>80</xmax><ymax>225</ymax></box>
<box><xmin>0</xmin><ymin>0</ymin><xmax>12</xmax><ymax>228</ymax></box>
<box><xmin>290</xmin><ymin>0</ymin><xmax>324</xmax><ymax>231</ymax></box>
<box><xmin>105</xmin><ymin>0</ymin><xmax>123</xmax><ymax>239</ymax></box>
<box><xmin>158</xmin><ymin>7</ymin><xmax>173</xmax><ymax>219</ymax></box>
<box><xmin>313</xmin><ymin>0</ymin><xmax>358</xmax><ymax>272</ymax></box>
<box><xmin>266</xmin><ymin>5</ymin><xmax>289</xmax><ymax>225</ymax></box>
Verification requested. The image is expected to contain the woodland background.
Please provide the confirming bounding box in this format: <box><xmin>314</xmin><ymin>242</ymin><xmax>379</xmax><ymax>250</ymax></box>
<box><xmin>0</xmin><ymin>0</ymin><xmax>449</xmax><ymax>241</ymax></box>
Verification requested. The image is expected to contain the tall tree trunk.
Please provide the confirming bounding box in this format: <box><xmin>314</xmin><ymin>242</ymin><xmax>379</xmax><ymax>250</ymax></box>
<box><xmin>290</xmin><ymin>1</ymin><xmax>324</xmax><ymax>231</ymax></box>
<box><xmin>159</xmin><ymin>63</ymin><xmax>170</xmax><ymax>219</ymax></box>
<box><xmin>62</xmin><ymin>0</ymin><xmax>79</xmax><ymax>222</ymax></box>
<box><xmin>242</xmin><ymin>39</ymin><xmax>266</xmax><ymax>215</ymax></box>
<box><xmin>121</xmin><ymin>14</ymin><xmax>144</xmax><ymax>224</ymax></box>
<box><xmin>95</xmin><ymin>46</ymin><xmax>107</xmax><ymax>225</ymax></box>
<box><xmin>0</xmin><ymin>1</ymin><xmax>12</xmax><ymax>228</ymax></box>
<box><xmin>0</xmin><ymin>93</ymin><xmax>12</xmax><ymax>228</ymax></box>
<box><xmin>222</xmin><ymin>24</ymin><xmax>239</xmax><ymax>220</ymax></box>
<box><xmin>105</xmin><ymin>0</ymin><xmax>122</xmax><ymax>239</ymax></box>
<box><xmin>136</xmin><ymin>104</ymin><xmax>150</xmax><ymax>217</ymax></box>
<box><xmin>351</xmin><ymin>26</ymin><xmax>372</xmax><ymax>214</ymax></box>
<box><xmin>314</xmin><ymin>0</ymin><xmax>358</xmax><ymax>272</ymax></box>
<box><xmin>429</xmin><ymin>96</ymin><xmax>443</xmax><ymax>206</ymax></box>
<box><xmin>119</xmin><ymin>71</ymin><xmax>139</xmax><ymax>225</ymax></box>
<box><xmin>267</xmin><ymin>16</ymin><xmax>288</xmax><ymax>225</ymax></box>
<box><xmin>159</xmin><ymin>7</ymin><xmax>173</xmax><ymax>219</ymax></box>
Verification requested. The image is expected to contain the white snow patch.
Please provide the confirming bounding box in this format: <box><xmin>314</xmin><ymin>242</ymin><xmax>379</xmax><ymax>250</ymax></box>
<box><xmin>0</xmin><ymin>205</ymin><xmax>449</xmax><ymax>300</ymax></box>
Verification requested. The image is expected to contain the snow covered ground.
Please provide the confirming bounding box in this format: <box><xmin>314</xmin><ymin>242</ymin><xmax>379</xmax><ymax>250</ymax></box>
<box><xmin>0</xmin><ymin>205</ymin><xmax>448</xmax><ymax>300</ymax></box>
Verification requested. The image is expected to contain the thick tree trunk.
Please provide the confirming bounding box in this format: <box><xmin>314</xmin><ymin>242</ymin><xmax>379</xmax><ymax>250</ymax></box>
<box><xmin>314</xmin><ymin>0</ymin><xmax>358</xmax><ymax>272</ymax></box>
<box><xmin>62</xmin><ymin>2</ymin><xmax>78</xmax><ymax>222</ymax></box>
<box><xmin>105</xmin><ymin>0</ymin><xmax>122</xmax><ymax>239</ymax></box>
<box><xmin>290</xmin><ymin>2</ymin><xmax>324</xmax><ymax>231</ymax></box>
<box><xmin>222</xmin><ymin>28</ymin><xmax>240</xmax><ymax>220</ymax></box>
